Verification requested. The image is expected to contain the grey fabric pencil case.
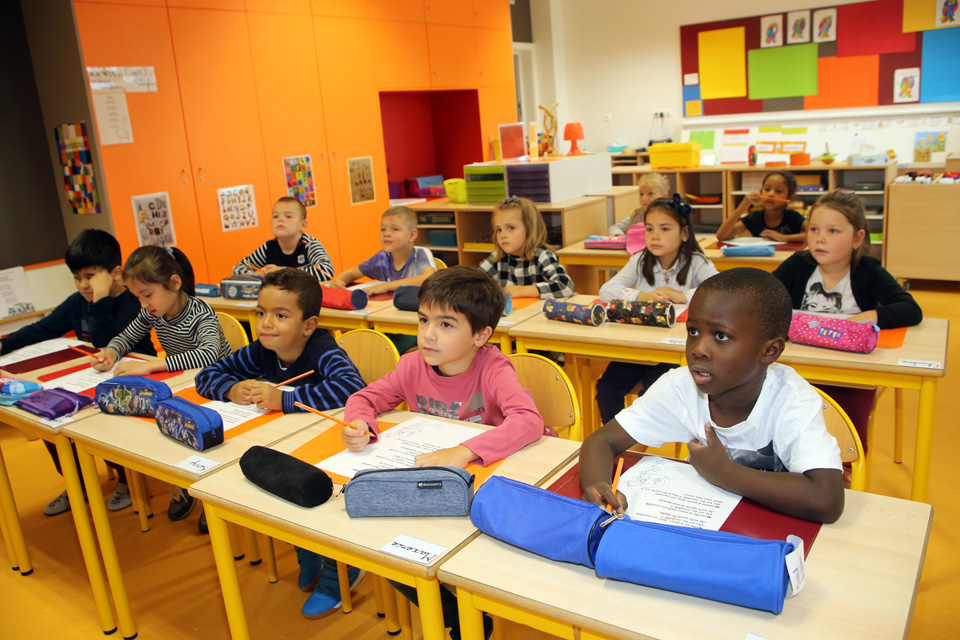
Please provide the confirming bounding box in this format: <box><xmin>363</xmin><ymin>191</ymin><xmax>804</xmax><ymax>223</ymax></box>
<box><xmin>343</xmin><ymin>466</ymin><xmax>475</xmax><ymax>517</ymax></box>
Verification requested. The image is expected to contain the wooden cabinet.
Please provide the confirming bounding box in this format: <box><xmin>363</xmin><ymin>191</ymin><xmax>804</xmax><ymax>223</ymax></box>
<box><xmin>472</xmin><ymin>0</ymin><xmax>512</xmax><ymax>28</ymax></box>
<box><xmin>427</xmin><ymin>24</ymin><xmax>479</xmax><ymax>87</ymax></box>
<box><xmin>476</xmin><ymin>27</ymin><xmax>514</xmax><ymax>86</ymax></box>
<box><xmin>369</xmin><ymin>20</ymin><xmax>431</xmax><ymax>89</ymax></box>
<box><xmin>886</xmin><ymin>184</ymin><xmax>960</xmax><ymax>281</ymax></box>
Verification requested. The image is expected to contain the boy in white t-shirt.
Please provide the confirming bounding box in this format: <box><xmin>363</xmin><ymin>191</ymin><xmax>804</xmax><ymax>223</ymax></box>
<box><xmin>580</xmin><ymin>268</ymin><xmax>844</xmax><ymax>524</ymax></box>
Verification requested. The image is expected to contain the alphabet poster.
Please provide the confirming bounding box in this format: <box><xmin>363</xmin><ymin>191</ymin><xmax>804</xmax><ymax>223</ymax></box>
<box><xmin>760</xmin><ymin>15</ymin><xmax>783</xmax><ymax>48</ymax></box>
<box><xmin>893</xmin><ymin>68</ymin><xmax>921</xmax><ymax>103</ymax></box>
<box><xmin>131</xmin><ymin>192</ymin><xmax>176</xmax><ymax>247</ymax></box>
<box><xmin>787</xmin><ymin>10</ymin><xmax>810</xmax><ymax>44</ymax></box>
<box><xmin>282</xmin><ymin>155</ymin><xmax>316</xmax><ymax>207</ymax></box>
<box><xmin>54</xmin><ymin>122</ymin><xmax>101</xmax><ymax>214</ymax></box>
<box><xmin>347</xmin><ymin>156</ymin><xmax>376</xmax><ymax>205</ymax></box>
<box><xmin>217</xmin><ymin>184</ymin><xmax>258</xmax><ymax>232</ymax></box>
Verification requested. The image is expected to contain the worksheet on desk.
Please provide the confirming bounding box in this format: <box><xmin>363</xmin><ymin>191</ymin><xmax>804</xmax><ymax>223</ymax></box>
<box><xmin>42</xmin><ymin>357</ymin><xmax>142</xmax><ymax>393</ymax></box>
<box><xmin>317</xmin><ymin>416</ymin><xmax>484</xmax><ymax>480</ymax></box>
<box><xmin>618</xmin><ymin>456</ymin><xmax>741</xmax><ymax>530</ymax></box>
<box><xmin>0</xmin><ymin>338</ymin><xmax>84</xmax><ymax>367</ymax></box>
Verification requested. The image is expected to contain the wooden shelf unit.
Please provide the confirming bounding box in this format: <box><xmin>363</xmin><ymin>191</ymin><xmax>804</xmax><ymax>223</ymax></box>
<box><xmin>886</xmin><ymin>184</ymin><xmax>960</xmax><ymax>281</ymax></box>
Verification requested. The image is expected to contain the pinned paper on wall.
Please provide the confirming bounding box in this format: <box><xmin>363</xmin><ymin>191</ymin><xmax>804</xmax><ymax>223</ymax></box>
<box><xmin>683</xmin><ymin>73</ymin><xmax>699</xmax><ymax>86</ymax></box>
<box><xmin>698</xmin><ymin>28</ymin><xmax>747</xmax><ymax>99</ymax></box>
<box><xmin>689</xmin><ymin>130</ymin><xmax>716</xmax><ymax>150</ymax></box>
<box><xmin>0</xmin><ymin>267</ymin><xmax>35</xmax><ymax>320</ymax></box>
<box><xmin>218</xmin><ymin>184</ymin><xmax>258</xmax><ymax>232</ymax></box>
<box><xmin>282</xmin><ymin>155</ymin><xmax>316</xmax><ymax>208</ymax></box>
<box><xmin>787</xmin><ymin>11</ymin><xmax>810</xmax><ymax>44</ymax></box>
<box><xmin>914</xmin><ymin>131</ymin><xmax>947</xmax><ymax>163</ymax></box>
<box><xmin>748</xmin><ymin>44</ymin><xmax>819</xmax><ymax>100</ymax></box>
<box><xmin>131</xmin><ymin>192</ymin><xmax>176</xmax><ymax>247</ymax></box>
<box><xmin>760</xmin><ymin>15</ymin><xmax>783</xmax><ymax>48</ymax></box>
<box><xmin>87</xmin><ymin>66</ymin><xmax>157</xmax><ymax>92</ymax></box>
<box><xmin>894</xmin><ymin>68</ymin><xmax>921</xmax><ymax>103</ymax></box>
<box><xmin>812</xmin><ymin>8</ymin><xmax>837</xmax><ymax>43</ymax></box>
<box><xmin>347</xmin><ymin>156</ymin><xmax>376</xmax><ymax>205</ymax></box>
<box><xmin>91</xmin><ymin>90</ymin><xmax>133</xmax><ymax>146</ymax></box>
<box><xmin>86</xmin><ymin>66</ymin><xmax>124</xmax><ymax>92</ymax></box>
<box><xmin>55</xmin><ymin>122</ymin><xmax>101</xmax><ymax>215</ymax></box>
<box><xmin>936</xmin><ymin>0</ymin><xmax>959</xmax><ymax>27</ymax></box>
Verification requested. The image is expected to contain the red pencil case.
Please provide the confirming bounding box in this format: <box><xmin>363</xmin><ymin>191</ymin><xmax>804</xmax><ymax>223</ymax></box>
<box><xmin>788</xmin><ymin>312</ymin><xmax>879</xmax><ymax>354</ymax></box>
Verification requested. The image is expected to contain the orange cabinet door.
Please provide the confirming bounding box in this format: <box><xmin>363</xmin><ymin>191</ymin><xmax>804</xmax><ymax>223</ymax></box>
<box><xmin>424</xmin><ymin>0</ymin><xmax>473</xmax><ymax>25</ymax></box>
<box><xmin>369</xmin><ymin>20</ymin><xmax>431</xmax><ymax>89</ymax></box>
<box><xmin>472</xmin><ymin>0</ymin><xmax>511</xmax><ymax>28</ymax></box>
<box><xmin>245</xmin><ymin>10</ymin><xmax>342</xmax><ymax>272</ymax></box>
<box><xmin>313</xmin><ymin>16</ymin><xmax>389</xmax><ymax>270</ymax></box>
<box><xmin>426</xmin><ymin>24</ymin><xmax>479</xmax><ymax>87</ymax></box>
<box><xmin>168</xmin><ymin>8</ymin><xmax>272</xmax><ymax>282</ymax></box>
<box><xmin>245</xmin><ymin>0</ymin><xmax>311</xmax><ymax>14</ymax></box>
<box><xmin>310</xmin><ymin>0</ymin><xmax>367</xmax><ymax>18</ymax></box>
<box><xmin>166</xmin><ymin>0</ymin><xmax>244</xmax><ymax>9</ymax></box>
<box><xmin>479</xmin><ymin>86</ymin><xmax>518</xmax><ymax>162</ymax></box>
<box><xmin>74</xmin><ymin>2</ymin><xmax>210</xmax><ymax>281</ymax></box>
<box><xmin>476</xmin><ymin>27</ymin><xmax>514</xmax><ymax>87</ymax></box>
<box><xmin>368</xmin><ymin>0</ymin><xmax>424</xmax><ymax>22</ymax></box>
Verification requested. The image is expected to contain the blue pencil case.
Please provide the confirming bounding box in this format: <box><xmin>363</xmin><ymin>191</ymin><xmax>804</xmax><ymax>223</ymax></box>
<box><xmin>96</xmin><ymin>376</ymin><xmax>172</xmax><ymax>416</ymax></box>
<box><xmin>0</xmin><ymin>377</ymin><xmax>44</xmax><ymax>406</ymax></box>
<box><xmin>154</xmin><ymin>397</ymin><xmax>224</xmax><ymax>451</ymax></box>
<box><xmin>721</xmin><ymin>245</ymin><xmax>776</xmax><ymax>257</ymax></box>
<box><xmin>195</xmin><ymin>283</ymin><xmax>220</xmax><ymax>297</ymax></box>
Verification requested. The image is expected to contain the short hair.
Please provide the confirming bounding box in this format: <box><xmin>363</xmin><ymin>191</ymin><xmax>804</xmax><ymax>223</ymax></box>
<box><xmin>262</xmin><ymin>268</ymin><xmax>322</xmax><ymax>319</ymax></box>
<box><xmin>382</xmin><ymin>206</ymin><xmax>417</xmax><ymax>230</ymax></box>
<box><xmin>64</xmin><ymin>229</ymin><xmax>122</xmax><ymax>274</ymax></box>
<box><xmin>418</xmin><ymin>266</ymin><xmax>504</xmax><ymax>334</ymax></box>
<box><xmin>807</xmin><ymin>190</ymin><xmax>870</xmax><ymax>266</ymax></box>
<box><xmin>123</xmin><ymin>245</ymin><xmax>196</xmax><ymax>296</ymax></box>
<box><xmin>491</xmin><ymin>196</ymin><xmax>547</xmax><ymax>261</ymax></box>
<box><xmin>276</xmin><ymin>196</ymin><xmax>307</xmax><ymax>220</ymax></box>
<box><xmin>763</xmin><ymin>170</ymin><xmax>797</xmax><ymax>198</ymax></box>
<box><xmin>697</xmin><ymin>268</ymin><xmax>792</xmax><ymax>341</ymax></box>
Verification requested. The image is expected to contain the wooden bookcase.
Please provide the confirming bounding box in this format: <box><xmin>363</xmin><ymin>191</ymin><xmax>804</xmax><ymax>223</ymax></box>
<box><xmin>886</xmin><ymin>184</ymin><xmax>960</xmax><ymax>281</ymax></box>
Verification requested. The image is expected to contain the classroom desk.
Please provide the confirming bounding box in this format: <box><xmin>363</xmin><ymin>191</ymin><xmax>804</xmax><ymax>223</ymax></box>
<box><xmin>0</xmin><ymin>350</ymin><xmax>195</xmax><ymax>637</ymax></box>
<box><xmin>439</xmin><ymin>460</ymin><xmax>933</xmax><ymax>640</ymax></box>
<box><xmin>188</xmin><ymin>410</ymin><xmax>580</xmax><ymax>640</ymax></box>
<box><xmin>206</xmin><ymin>295</ymin><xmax>394</xmax><ymax>339</ymax></box>
<box><xmin>368</xmin><ymin>298</ymin><xmax>549</xmax><ymax>354</ymax></box>
<box><xmin>62</xmin><ymin>386</ymin><xmax>323</xmax><ymax>638</ymax></box>
<box><xmin>509</xmin><ymin>295</ymin><xmax>949</xmax><ymax>502</ymax></box>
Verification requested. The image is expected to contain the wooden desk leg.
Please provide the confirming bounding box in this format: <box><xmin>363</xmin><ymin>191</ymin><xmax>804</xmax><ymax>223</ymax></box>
<box><xmin>244</xmin><ymin>527</ymin><xmax>261</xmax><ymax>566</ymax></box>
<box><xmin>75</xmin><ymin>444</ymin><xmax>137</xmax><ymax>639</ymax></box>
<box><xmin>415</xmin><ymin>576</ymin><xmax>446</xmax><ymax>640</ymax></box>
<box><xmin>259</xmin><ymin>534</ymin><xmax>277</xmax><ymax>583</ymax></box>
<box><xmin>456</xmin><ymin>589</ymin><xmax>486</xmax><ymax>640</ymax></box>
<box><xmin>205</xmin><ymin>506</ymin><xmax>251</xmax><ymax>640</ymax></box>
<box><xmin>379</xmin><ymin>576</ymin><xmax>401</xmax><ymax>635</ymax></box>
<box><xmin>911</xmin><ymin>378</ymin><xmax>937</xmax><ymax>503</ymax></box>
<box><xmin>396</xmin><ymin>587</ymin><xmax>413</xmax><ymax>640</ymax></box>
<box><xmin>0</xmin><ymin>444</ymin><xmax>30</xmax><ymax>574</ymax></box>
<box><xmin>894</xmin><ymin>388</ymin><xmax>904</xmax><ymax>464</ymax></box>
<box><xmin>127</xmin><ymin>469</ymin><xmax>150</xmax><ymax>532</ymax></box>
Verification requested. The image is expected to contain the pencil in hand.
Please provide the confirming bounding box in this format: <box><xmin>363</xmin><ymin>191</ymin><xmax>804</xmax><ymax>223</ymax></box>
<box><xmin>69</xmin><ymin>345</ymin><xmax>105</xmax><ymax>363</ymax></box>
<box><xmin>761</xmin><ymin>195</ymin><xmax>791</xmax><ymax>203</ymax></box>
<box><xmin>275</xmin><ymin>370</ymin><xmax>314</xmax><ymax>387</ymax></box>
<box><xmin>293</xmin><ymin>402</ymin><xmax>375</xmax><ymax>436</ymax></box>
<box><xmin>607</xmin><ymin>457</ymin><xmax>625</xmax><ymax>513</ymax></box>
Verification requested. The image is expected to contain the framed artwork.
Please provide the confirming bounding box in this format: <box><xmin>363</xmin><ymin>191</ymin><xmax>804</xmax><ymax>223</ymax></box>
<box><xmin>787</xmin><ymin>11</ymin><xmax>810</xmax><ymax>44</ymax></box>
<box><xmin>893</xmin><ymin>67</ymin><xmax>921</xmax><ymax>103</ymax></box>
<box><xmin>347</xmin><ymin>156</ymin><xmax>376</xmax><ymax>205</ymax></box>
<box><xmin>813</xmin><ymin>8</ymin><xmax>837</xmax><ymax>43</ymax></box>
<box><xmin>760</xmin><ymin>15</ymin><xmax>783</xmax><ymax>48</ymax></box>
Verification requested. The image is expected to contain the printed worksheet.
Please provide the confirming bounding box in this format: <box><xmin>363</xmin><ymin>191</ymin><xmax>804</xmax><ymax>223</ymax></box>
<box><xmin>619</xmin><ymin>456</ymin><xmax>741</xmax><ymax>530</ymax></box>
<box><xmin>317</xmin><ymin>416</ymin><xmax>483</xmax><ymax>479</ymax></box>
<box><xmin>0</xmin><ymin>338</ymin><xmax>84</xmax><ymax>367</ymax></box>
<box><xmin>46</xmin><ymin>357</ymin><xmax>142</xmax><ymax>394</ymax></box>
<box><xmin>200</xmin><ymin>399</ymin><xmax>271</xmax><ymax>432</ymax></box>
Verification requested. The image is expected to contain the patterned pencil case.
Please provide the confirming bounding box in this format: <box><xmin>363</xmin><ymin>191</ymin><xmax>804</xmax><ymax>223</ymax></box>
<box><xmin>788</xmin><ymin>312</ymin><xmax>879</xmax><ymax>354</ymax></box>
<box><xmin>321</xmin><ymin>286</ymin><xmax>367</xmax><ymax>310</ymax></box>
<box><xmin>721</xmin><ymin>245</ymin><xmax>776</xmax><ymax>257</ymax></box>
<box><xmin>195</xmin><ymin>283</ymin><xmax>220</xmax><ymax>297</ymax></box>
<box><xmin>344</xmin><ymin>466</ymin><xmax>475</xmax><ymax>517</ymax></box>
<box><xmin>220</xmin><ymin>276</ymin><xmax>262</xmax><ymax>300</ymax></box>
<box><xmin>96</xmin><ymin>376</ymin><xmax>172</xmax><ymax>416</ymax></box>
<box><xmin>543</xmin><ymin>299</ymin><xmax>606</xmax><ymax>326</ymax></box>
<box><xmin>154</xmin><ymin>397</ymin><xmax>224</xmax><ymax>451</ymax></box>
<box><xmin>606</xmin><ymin>300</ymin><xmax>676</xmax><ymax>327</ymax></box>
<box><xmin>0</xmin><ymin>377</ymin><xmax>44</xmax><ymax>406</ymax></box>
<box><xmin>14</xmin><ymin>388</ymin><xmax>94</xmax><ymax>419</ymax></box>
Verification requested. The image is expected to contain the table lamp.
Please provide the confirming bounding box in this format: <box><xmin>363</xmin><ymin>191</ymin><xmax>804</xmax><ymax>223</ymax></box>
<box><xmin>564</xmin><ymin>122</ymin><xmax>584</xmax><ymax>156</ymax></box>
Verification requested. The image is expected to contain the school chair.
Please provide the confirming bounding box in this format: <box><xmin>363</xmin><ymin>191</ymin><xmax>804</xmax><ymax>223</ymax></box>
<box><xmin>508</xmin><ymin>352</ymin><xmax>582</xmax><ymax>441</ymax></box>
<box><xmin>216</xmin><ymin>312</ymin><xmax>250</xmax><ymax>352</ymax></box>
<box><xmin>816</xmin><ymin>387</ymin><xmax>867</xmax><ymax>492</ymax></box>
<box><xmin>434</xmin><ymin>257</ymin><xmax>448</xmax><ymax>270</ymax></box>
<box><xmin>336</xmin><ymin>329</ymin><xmax>400</xmax><ymax>385</ymax></box>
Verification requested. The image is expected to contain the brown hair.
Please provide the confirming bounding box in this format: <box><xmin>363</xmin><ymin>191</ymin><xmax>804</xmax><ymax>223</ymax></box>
<box><xmin>418</xmin><ymin>266</ymin><xmax>504</xmax><ymax>335</ymax></box>
<box><xmin>490</xmin><ymin>196</ymin><xmax>547</xmax><ymax>261</ymax></box>
<box><xmin>276</xmin><ymin>196</ymin><xmax>307</xmax><ymax>220</ymax></box>
<box><xmin>807</xmin><ymin>190</ymin><xmax>870</xmax><ymax>266</ymax></box>
<box><xmin>638</xmin><ymin>196</ymin><xmax>705</xmax><ymax>287</ymax></box>
<box><xmin>262</xmin><ymin>268</ymin><xmax>323</xmax><ymax>319</ymax></box>
<box><xmin>625</xmin><ymin>172</ymin><xmax>671</xmax><ymax>227</ymax></box>
<box><xmin>382</xmin><ymin>206</ymin><xmax>417</xmax><ymax>230</ymax></box>
<box><xmin>123</xmin><ymin>245</ymin><xmax>195</xmax><ymax>296</ymax></box>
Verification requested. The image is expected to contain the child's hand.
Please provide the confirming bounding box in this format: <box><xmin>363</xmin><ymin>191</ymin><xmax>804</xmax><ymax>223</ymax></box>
<box><xmin>366</xmin><ymin>282</ymin><xmax>393</xmax><ymax>295</ymax></box>
<box><xmin>91</xmin><ymin>349</ymin><xmax>117</xmax><ymax>372</ymax></box>
<box><xmin>743</xmin><ymin>192</ymin><xmax>762</xmax><ymax>206</ymax></box>
<box><xmin>413</xmin><ymin>444</ymin><xmax>477</xmax><ymax>468</ymax></box>
<box><xmin>90</xmin><ymin>270</ymin><xmax>115</xmax><ymax>302</ymax></box>
<box><xmin>226</xmin><ymin>380</ymin><xmax>258</xmax><ymax>405</ymax></box>
<box><xmin>652</xmin><ymin>287</ymin><xmax>685</xmax><ymax>303</ymax></box>
<box><xmin>687</xmin><ymin>424</ymin><xmax>733</xmax><ymax>486</ymax></box>
<box><xmin>247</xmin><ymin>382</ymin><xmax>282</xmax><ymax>410</ymax></box>
<box><xmin>114</xmin><ymin>360</ymin><xmax>162</xmax><ymax>377</ymax></box>
<box><xmin>325</xmin><ymin>279</ymin><xmax>346</xmax><ymax>290</ymax></box>
<box><xmin>581</xmin><ymin>482</ymin><xmax>628</xmax><ymax>513</ymax></box>
<box><xmin>760</xmin><ymin>230</ymin><xmax>785</xmax><ymax>241</ymax></box>
<box><xmin>261</xmin><ymin>264</ymin><xmax>281</xmax><ymax>274</ymax></box>
<box><xmin>341</xmin><ymin>420</ymin><xmax>371</xmax><ymax>452</ymax></box>
<box><xmin>635</xmin><ymin>290</ymin><xmax>670</xmax><ymax>303</ymax></box>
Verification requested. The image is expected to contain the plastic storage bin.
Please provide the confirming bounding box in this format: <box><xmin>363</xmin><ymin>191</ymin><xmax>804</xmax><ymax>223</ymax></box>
<box><xmin>649</xmin><ymin>142</ymin><xmax>701</xmax><ymax>169</ymax></box>
<box><xmin>444</xmin><ymin>178</ymin><xmax>467</xmax><ymax>203</ymax></box>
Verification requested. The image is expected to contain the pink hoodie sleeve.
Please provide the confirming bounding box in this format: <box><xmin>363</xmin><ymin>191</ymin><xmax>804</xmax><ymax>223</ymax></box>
<box><xmin>344</xmin><ymin>354</ymin><xmax>412</xmax><ymax>433</ymax></box>
<box><xmin>460</xmin><ymin>356</ymin><xmax>544</xmax><ymax>465</ymax></box>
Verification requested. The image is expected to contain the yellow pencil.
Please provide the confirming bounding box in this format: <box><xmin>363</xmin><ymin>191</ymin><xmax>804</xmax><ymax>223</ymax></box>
<box><xmin>607</xmin><ymin>457</ymin><xmax>625</xmax><ymax>512</ymax></box>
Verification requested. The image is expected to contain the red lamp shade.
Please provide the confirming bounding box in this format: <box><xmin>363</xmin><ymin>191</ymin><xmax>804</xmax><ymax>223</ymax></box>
<box><xmin>564</xmin><ymin>122</ymin><xmax>584</xmax><ymax>156</ymax></box>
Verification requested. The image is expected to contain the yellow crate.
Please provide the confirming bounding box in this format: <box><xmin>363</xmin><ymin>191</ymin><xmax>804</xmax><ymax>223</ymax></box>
<box><xmin>648</xmin><ymin>142</ymin><xmax>701</xmax><ymax>169</ymax></box>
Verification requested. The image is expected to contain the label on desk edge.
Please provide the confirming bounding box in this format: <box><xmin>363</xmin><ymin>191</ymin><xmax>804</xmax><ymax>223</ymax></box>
<box><xmin>660</xmin><ymin>337</ymin><xmax>686</xmax><ymax>346</ymax></box>
<box><xmin>380</xmin><ymin>534</ymin><xmax>448</xmax><ymax>565</ymax></box>
<box><xmin>784</xmin><ymin>534</ymin><xmax>805</xmax><ymax>597</ymax></box>
<box><xmin>497</xmin><ymin>320</ymin><xmax>515</xmax><ymax>327</ymax></box>
<box><xmin>174</xmin><ymin>454</ymin><xmax>221</xmax><ymax>474</ymax></box>
<box><xmin>897</xmin><ymin>358</ymin><xmax>942</xmax><ymax>370</ymax></box>
<box><xmin>345</xmin><ymin>308</ymin><xmax>374</xmax><ymax>316</ymax></box>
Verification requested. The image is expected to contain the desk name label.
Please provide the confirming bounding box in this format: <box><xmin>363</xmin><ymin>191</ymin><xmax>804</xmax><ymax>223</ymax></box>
<box><xmin>174</xmin><ymin>454</ymin><xmax>220</xmax><ymax>474</ymax></box>
<box><xmin>381</xmin><ymin>534</ymin><xmax>448</xmax><ymax>564</ymax></box>
<box><xmin>897</xmin><ymin>358</ymin><xmax>942</xmax><ymax>369</ymax></box>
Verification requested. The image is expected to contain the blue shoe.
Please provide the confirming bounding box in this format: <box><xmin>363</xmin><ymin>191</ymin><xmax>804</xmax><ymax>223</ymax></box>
<box><xmin>295</xmin><ymin>547</ymin><xmax>324</xmax><ymax>591</ymax></box>
<box><xmin>301</xmin><ymin>564</ymin><xmax>365</xmax><ymax>619</ymax></box>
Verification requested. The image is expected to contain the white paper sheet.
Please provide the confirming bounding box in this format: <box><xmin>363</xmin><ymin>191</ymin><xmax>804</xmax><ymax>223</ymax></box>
<box><xmin>45</xmin><ymin>357</ymin><xmax>142</xmax><ymax>394</ymax></box>
<box><xmin>347</xmin><ymin>280</ymin><xmax>385</xmax><ymax>291</ymax></box>
<box><xmin>317</xmin><ymin>416</ymin><xmax>484</xmax><ymax>479</ymax></box>
<box><xmin>0</xmin><ymin>266</ymin><xmax>35</xmax><ymax>319</ymax></box>
<box><xmin>619</xmin><ymin>457</ymin><xmax>742</xmax><ymax>530</ymax></box>
<box><xmin>200</xmin><ymin>399</ymin><xmax>271</xmax><ymax>432</ymax></box>
<box><xmin>722</xmin><ymin>237</ymin><xmax>785</xmax><ymax>246</ymax></box>
<box><xmin>91</xmin><ymin>90</ymin><xmax>134</xmax><ymax>145</ymax></box>
<box><xmin>0</xmin><ymin>338</ymin><xmax>84</xmax><ymax>367</ymax></box>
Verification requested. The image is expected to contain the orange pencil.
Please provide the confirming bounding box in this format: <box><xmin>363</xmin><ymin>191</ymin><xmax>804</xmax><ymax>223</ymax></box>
<box><xmin>68</xmin><ymin>345</ymin><xmax>104</xmax><ymax>363</ymax></box>
<box><xmin>607</xmin><ymin>457</ymin><xmax>625</xmax><ymax>512</ymax></box>
<box><xmin>761</xmin><ymin>195</ymin><xmax>791</xmax><ymax>203</ymax></box>
<box><xmin>244</xmin><ymin>262</ymin><xmax>264</xmax><ymax>274</ymax></box>
<box><xmin>275</xmin><ymin>370</ymin><xmax>314</xmax><ymax>387</ymax></box>
<box><xmin>293</xmin><ymin>402</ymin><xmax>375</xmax><ymax>436</ymax></box>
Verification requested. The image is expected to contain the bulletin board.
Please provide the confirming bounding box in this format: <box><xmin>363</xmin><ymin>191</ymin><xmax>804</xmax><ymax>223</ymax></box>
<box><xmin>680</xmin><ymin>0</ymin><xmax>960</xmax><ymax>118</ymax></box>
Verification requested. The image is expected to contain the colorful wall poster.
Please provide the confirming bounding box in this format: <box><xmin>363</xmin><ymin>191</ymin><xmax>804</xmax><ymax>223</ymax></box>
<box><xmin>787</xmin><ymin>11</ymin><xmax>810</xmax><ymax>44</ymax></box>
<box><xmin>812</xmin><ymin>8</ymin><xmax>837</xmax><ymax>43</ymax></box>
<box><xmin>914</xmin><ymin>131</ymin><xmax>947</xmax><ymax>161</ymax></box>
<box><xmin>54</xmin><ymin>122</ymin><xmax>101</xmax><ymax>214</ymax></box>
<box><xmin>0</xmin><ymin>267</ymin><xmax>35</xmax><ymax>320</ymax></box>
<box><xmin>760</xmin><ymin>15</ymin><xmax>783</xmax><ymax>48</ymax></box>
<box><xmin>217</xmin><ymin>184</ymin><xmax>258</xmax><ymax>232</ymax></box>
<box><xmin>347</xmin><ymin>156</ymin><xmax>376</xmax><ymax>205</ymax></box>
<box><xmin>282</xmin><ymin>155</ymin><xmax>316</xmax><ymax>207</ymax></box>
<box><xmin>131</xmin><ymin>192</ymin><xmax>176</xmax><ymax>247</ymax></box>
<box><xmin>936</xmin><ymin>0</ymin><xmax>959</xmax><ymax>27</ymax></box>
<box><xmin>893</xmin><ymin>68</ymin><xmax>921</xmax><ymax>103</ymax></box>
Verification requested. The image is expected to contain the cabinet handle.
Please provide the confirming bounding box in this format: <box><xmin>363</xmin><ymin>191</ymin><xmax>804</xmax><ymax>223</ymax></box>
<box><xmin>331</xmin><ymin>151</ymin><xmax>336</xmax><ymax>164</ymax></box>
<box><xmin>198</xmin><ymin>166</ymin><xmax>204</xmax><ymax>182</ymax></box>
<box><xmin>320</xmin><ymin>152</ymin><xmax>326</xmax><ymax>166</ymax></box>
<box><xmin>181</xmin><ymin>168</ymin><xmax>188</xmax><ymax>184</ymax></box>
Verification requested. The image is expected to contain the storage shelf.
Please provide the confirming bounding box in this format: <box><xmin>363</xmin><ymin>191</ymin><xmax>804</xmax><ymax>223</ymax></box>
<box><xmin>417</xmin><ymin>224</ymin><xmax>456</xmax><ymax>229</ymax></box>
<box><xmin>853</xmin><ymin>190</ymin><xmax>885</xmax><ymax>195</ymax></box>
<box><xmin>865</xmin><ymin>215</ymin><xmax>884</xmax><ymax>220</ymax></box>
<box><xmin>420</xmin><ymin>244</ymin><xmax>458</xmax><ymax>251</ymax></box>
<box><xmin>690</xmin><ymin>204</ymin><xmax>723</xmax><ymax>209</ymax></box>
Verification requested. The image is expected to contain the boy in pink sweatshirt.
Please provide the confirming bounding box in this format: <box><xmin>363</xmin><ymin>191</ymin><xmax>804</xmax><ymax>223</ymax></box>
<box><xmin>342</xmin><ymin>266</ymin><xmax>547</xmax><ymax>467</ymax></box>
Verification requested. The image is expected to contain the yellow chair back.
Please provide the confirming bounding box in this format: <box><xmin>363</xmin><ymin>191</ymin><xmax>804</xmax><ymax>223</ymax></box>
<box><xmin>508</xmin><ymin>353</ymin><xmax>582</xmax><ymax>441</ymax></box>
<box><xmin>434</xmin><ymin>257</ymin><xmax>448</xmax><ymax>270</ymax></box>
<box><xmin>336</xmin><ymin>329</ymin><xmax>400</xmax><ymax>385</ymax></box>
<box><xmin>816</xmin><ymin>387</ymin><xmax>867</xmax><ymax>491</ymax></box>
<box><xmin>216</xmin><ymin>312</ymin><xmax>249</xmax><ymax>352</ymax></box>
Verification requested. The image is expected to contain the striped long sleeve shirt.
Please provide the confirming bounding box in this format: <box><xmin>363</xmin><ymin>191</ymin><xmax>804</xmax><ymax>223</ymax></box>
<box><xmin>478</xmin><ymin>245</ymin><xmax>575</xmax><ymax>299</ymax></box>
<box><xmin>194</xmin><ymin>331</ymin><xmax>365</xmax><ymax>413</ymax></box>
<box><xmin>106</xmin><ymin>296</ymin><xmax>231</xmax><ymax>372</ymax></box>
<box><xmin>232</xmin><ymin>233</ymin><xmax>334</xmax><ymax>280</ymax></box>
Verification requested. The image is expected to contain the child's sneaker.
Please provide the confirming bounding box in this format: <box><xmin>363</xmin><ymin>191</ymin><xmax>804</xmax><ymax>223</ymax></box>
<box><xmin>44</xmin><ymin>490</ymin><xmax>70</xmax><ymax>516</ymax></box>
<box><xmin>168</xmin><ymin>485</ymin><xmax>196</xmax><ymax>521</ymax></box>
<box><xmin>296</xmin><ymin>547</ymin><xmax>325</xmax><ymax>591</ymax></box>
<box><xmin>108</xmin><ymin>482</ymin><xmax>132</xmax><ymax>511</ymax></box>
<box><xmin>302</xmin><ymin>564</ymin><xmax>365</xmax><ymax>619</ymax></box>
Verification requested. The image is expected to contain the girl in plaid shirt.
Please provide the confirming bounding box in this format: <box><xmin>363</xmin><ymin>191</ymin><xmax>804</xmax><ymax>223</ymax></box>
<box><xmin>478</xmin><ymin>196</ymin><xmax>575</xmax><ymax>299</ymax></box>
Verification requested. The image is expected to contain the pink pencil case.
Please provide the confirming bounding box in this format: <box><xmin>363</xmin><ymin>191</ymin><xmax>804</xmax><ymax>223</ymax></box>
<box><xmin>788</xmin><ymin>312</ymin><xmax>879</xmax><ymax>354</ymax></box>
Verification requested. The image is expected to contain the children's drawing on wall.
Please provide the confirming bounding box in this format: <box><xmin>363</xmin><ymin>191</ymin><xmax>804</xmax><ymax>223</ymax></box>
<box><xmin>54</xmin><ymin>121</ymin><xmax>102</xmax><ymax>215</ymax></box>
<box><xmin>131</xmin><ymin>192</ymin><xmax>177</xmax><ymax>247</ymax></box>
<box><xmin>893</xmin><ymin>68</ymin><xmax>921</xmax><ymax>104</ymax></box>
<box><xmin>347</xmin><ymin>156</ymin><xmax>376</xmax><ymax>205</ymax></box>
<box><xmin>786</xmin><ymin>10</ymin><xmax>810</xmax><ymax>44</ymax></box>
<box><xmin>760</xmin><ymin>14</ymin><xmax>783</xmax><ymax>48</ymax></box>
<box><xmin>0</xmin><ymin>267</ymin><xmax>35</xmax><ymax>320</ymax></box>
<box><xmin>282</xmin><ymin>155</ymin><xmax>316</xmax><ymax>208</ymax></box>
<box><xmin>914</xmin><ymin>131</ymin><xmax>947</xmax><ymax>162</ymax></box>
<box><xmin>217</xmin><ymin>184</ymin><xmax>258</xmax><ymax>232</ymax></box>
<box><xmin>936</xmin><ymin>0</ymin><xmax>958</xmax><ymax>27</ymax></box>
<box><xmin>812</xmin><ymin>8</ymin><xmax>837</xmax><ymax>43</ymax></box>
